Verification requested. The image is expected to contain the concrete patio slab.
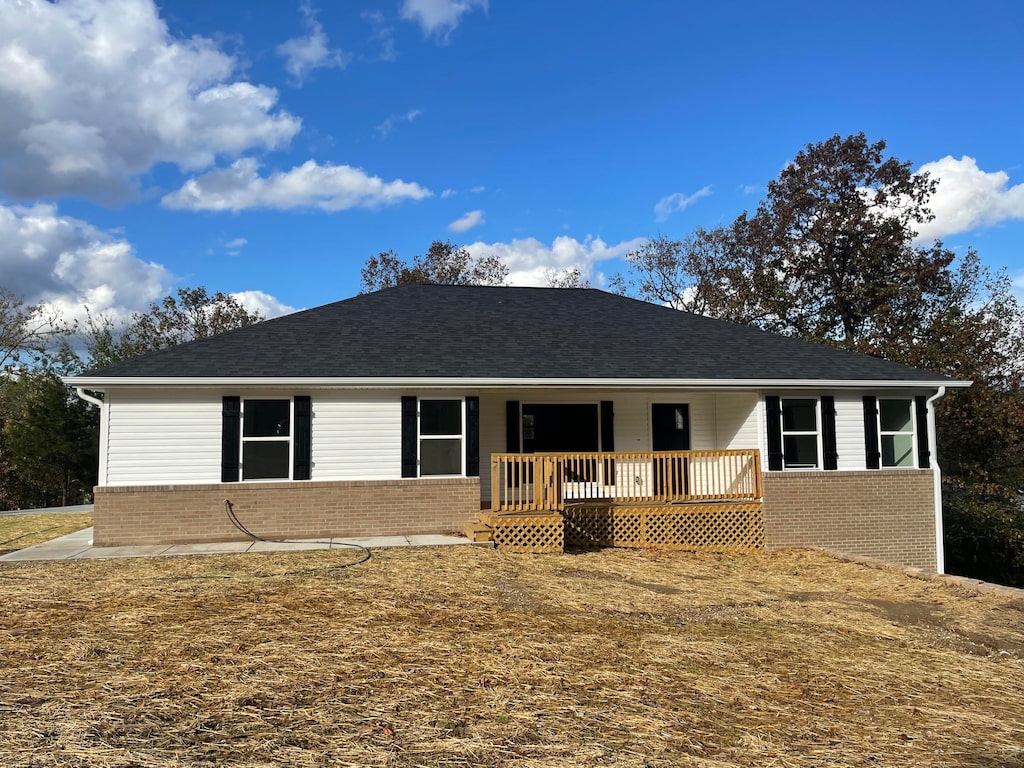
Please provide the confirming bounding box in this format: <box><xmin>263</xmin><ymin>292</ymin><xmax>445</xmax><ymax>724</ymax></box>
<box><xmin>334</xmin><ymin>536</ymin><xmax>412</xmax><ymax>548</ymax></box>
<box><xmin>161</xmin><ymin>542</ymin><xmax>255</xmax><ymax>556</ymax></box>
<box><xmin>407</xmin><ymin>534</ymin><xmax>475</xmax><ymax>546</ymax></box>
<box><xmin>1</xmin><ymin>543</ymin><xmax>93</xmax><ymax>561</ymax></box>
<box><xmin>75</xmin><ymin>544</ymin><xmax>173</xmax><ymax>559</ymax></box>
<box><xmin>0</xmin><ymin>527</ymin><xmax>94</xmax><ymax>561</ymax></box>
<box><xmin>247</xmin><ymin>539</ymin><xmax>332</xmax><ymax>552</ymax></box>
<box><xmin>0</xmin><ymin>526</ymin><xmax>485</xmax><ymax>563</ymax></box>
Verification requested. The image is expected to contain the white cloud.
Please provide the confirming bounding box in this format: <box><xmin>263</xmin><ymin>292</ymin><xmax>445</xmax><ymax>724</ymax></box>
<box><xmin>361</xmin><ymin>10</ymin><xmax>398</xmax><ymax>62</ymax></box>
<box><xmin>449</xmin><ymin>209</ymin><xmax>485</xmax><ymax>232</ymax></box>
<box><xmin>654</xmin><ymin>186</ymin><xmax>713</xmax><ymax>222</ymax></box>
<box><xmin>375</xmin><ymin>108</ymin><xmax>423</xmax><ymax>139</ymax></box>
<box><xmin>162</xmin><ymin>158</ymin><xmax>432</xmax><ymax>212</ymax></box>
<box><xmin>276</xmin><ymin>3</ymin><xmax>348</xmax><ymax>85</ymax></box>
<box><xmin>0</xmin><ymin>0</ymin><xmax>301</xmax><ymax>199</ymax></box>
<box><xmin>223</xmin><ymin>237</ymin><xmax>247</xmax><ymax>255</ymax></box>
<box><xmin>0</xmin><ymin>202</ymin><xmax>170</xmax><ymax>326</ymax></box>
<box><xmin>230</xmin><ymin>290</ymin><xmax>297</xmax><ymax>319</ymax></box>
<box><xmin>465</xmin><ymin>235</ymin><xmax>646</xmax><ymax>287</ymax></box>
<box><xmin>471</xmin><ymin>185</ymin><xmax>486</xmax><ymax>194</ymax></box>
<box><xmin>0</xmin><ymin>202</ymin><xmax>296</xmax><ymax>334</ymax></box>
<box><xmin>399</xmin><ymin>0</ymin><xmax>487</xmax><ymax>39</ymax></box>
<box><xmin>440</xmin><ymin>188</ymin><xmax>456</xmax><ymax>199</ymax></box>
<box><xmin>914</xmin><ymin>156</ymin><xmax>1024</xmax><ymax>241</ymax></box>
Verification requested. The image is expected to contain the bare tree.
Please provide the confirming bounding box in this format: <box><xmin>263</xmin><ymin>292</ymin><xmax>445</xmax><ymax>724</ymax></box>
<box><xmin>0</xmin><ymin>289</ymin><xmax>63</xmax><ymax>370</ymax></box>
<box><xmin>360</xmin><ymin>240</ymin><xmax>509</xmax><ymax>291</ymax></box>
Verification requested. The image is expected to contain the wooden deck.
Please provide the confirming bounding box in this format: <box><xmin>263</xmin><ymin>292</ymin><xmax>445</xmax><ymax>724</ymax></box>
<box><xmin>471</xmin><ymin>450</ymin><xmax>764</xmax><ymax>553</ymax></box>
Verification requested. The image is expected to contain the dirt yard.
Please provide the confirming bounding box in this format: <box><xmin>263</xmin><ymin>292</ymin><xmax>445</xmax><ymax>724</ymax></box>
<box><xmin>0</xmin><ymin>511</ymin><xmax>93</xmax><ymax>555</ymax></box>
<box><xmin>1</xmin><ymin>544</ymin><xmax>1022</xmax><ymax>767</ymax></box>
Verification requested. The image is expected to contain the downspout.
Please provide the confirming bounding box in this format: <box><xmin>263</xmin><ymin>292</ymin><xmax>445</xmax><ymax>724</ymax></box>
<box><xmin>74</xmin><ymin>387</ymin><xmax>107</xmax><ymax>489</ymax></box>
<box><xmin>926</xmin><ymin>386</ymin><xmax>947</xmax><ymax>574</ymax></box>
<box><xmin>74</xmin><ymin>387</ymin><xmax>103</xmax><ymax>408</ymax></box>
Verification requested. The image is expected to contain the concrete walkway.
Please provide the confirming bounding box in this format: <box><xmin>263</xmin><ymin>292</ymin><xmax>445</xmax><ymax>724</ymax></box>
<box><xmin>0</xmin><ymin>527</ymin><xmax>485</xmax><ymax>562</ymax></box>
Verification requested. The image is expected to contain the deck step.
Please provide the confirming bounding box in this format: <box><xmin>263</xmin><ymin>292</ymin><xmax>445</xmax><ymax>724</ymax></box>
<box><xmin>464</xmin><ymin>519</ymin><xmax>494</xmax><ymax>542</ymax></box>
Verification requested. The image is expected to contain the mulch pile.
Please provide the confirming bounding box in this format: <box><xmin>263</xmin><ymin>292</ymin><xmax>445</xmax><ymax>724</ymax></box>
<box><xmin>2</xmin><ymin>545</ymin><xmax>1022</xmax><ymax>766</ymax></box>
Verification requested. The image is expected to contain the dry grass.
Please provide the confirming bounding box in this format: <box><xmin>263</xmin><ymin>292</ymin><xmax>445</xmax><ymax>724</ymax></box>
<box><xmin>1</xmin><ymin>545</ymin><xmax>1023</xmax><ymax>767</ymax></box>
<box><xmin>0</xmin><ymin>512</ymin><xmax>92</xmax><ymax>553</ymax></box>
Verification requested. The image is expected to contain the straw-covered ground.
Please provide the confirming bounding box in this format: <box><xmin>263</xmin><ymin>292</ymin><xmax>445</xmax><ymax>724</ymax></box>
<box><xmin>1</xmin><ymin>543</ymin><xmax>1022</xmax><ymax>767</ymax></box>
<box><xmin>0</xmin><ymin>512</ymin><xmax>93</xmax><ymax>554</ymax></box>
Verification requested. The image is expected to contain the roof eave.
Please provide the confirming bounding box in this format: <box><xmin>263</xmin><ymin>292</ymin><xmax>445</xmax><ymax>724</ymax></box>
<box><xmin>63</xmin><ymin>376</ymin><xmax>972</xmax><ymax>390</ymax></box>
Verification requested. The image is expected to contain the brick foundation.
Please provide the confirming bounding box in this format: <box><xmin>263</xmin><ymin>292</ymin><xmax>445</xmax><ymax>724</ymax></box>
<box><xmin>92</xmin><ymin>478</ymin><xmax>480</xmax><ymax>546</ymax></box>
<box><xmin>762</xmin><ymin>470</ymin><xmax>937</xmax><ymax>571</ymax></box>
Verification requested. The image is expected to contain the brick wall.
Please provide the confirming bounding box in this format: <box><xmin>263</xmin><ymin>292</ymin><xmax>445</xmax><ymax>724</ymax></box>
<box><xmin>762</xmin><ymin>470</ymin><xmax>937</xmax><ymax>571</ymax></box>
<box><xmin>93</xmin><ymin>478</ymin><xmax>480</xmax><ymax>546</ymax></box>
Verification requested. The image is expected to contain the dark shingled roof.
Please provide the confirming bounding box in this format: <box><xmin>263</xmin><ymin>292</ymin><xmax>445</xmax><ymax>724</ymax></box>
<box><xmin>79</xmin><ymin>284</ymin><xmax>953</xmax><ymax>383</ymax></box>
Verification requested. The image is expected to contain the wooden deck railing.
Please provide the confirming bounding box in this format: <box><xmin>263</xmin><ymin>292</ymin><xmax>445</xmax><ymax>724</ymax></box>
<box><xmin>490</xmin><ymin>449</ymin><xmax>762</xmax><ymax>512</ymax></box>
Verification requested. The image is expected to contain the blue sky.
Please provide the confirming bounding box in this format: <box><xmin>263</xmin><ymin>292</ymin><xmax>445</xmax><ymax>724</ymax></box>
<box><xmin>2</xmin><ymin>0</ymin><xmax>1023</xmax><ymax>323</ymax></box>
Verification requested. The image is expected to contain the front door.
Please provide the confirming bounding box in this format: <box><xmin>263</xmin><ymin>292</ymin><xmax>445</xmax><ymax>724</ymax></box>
<box><xmin>652</xmin><ymin>404</ymin><xmax>690</xmax><ymax>496</ymax></box>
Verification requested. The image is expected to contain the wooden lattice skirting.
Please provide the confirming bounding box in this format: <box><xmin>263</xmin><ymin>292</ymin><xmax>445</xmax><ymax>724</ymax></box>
<box><xmin>481</xmin><ymin>511</ymin><xmax>564</xmax><ymax>554</ymax></box>
<box><xmin>562</xmin><ymin>502</ymin><xmax>764</xmax><ymax>553</ymax></box>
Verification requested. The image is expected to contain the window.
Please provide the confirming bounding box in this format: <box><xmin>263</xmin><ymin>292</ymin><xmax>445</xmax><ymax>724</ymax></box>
<box><xmin>879</xmin><ymin>399</ymin><xmax>915</xmax><ymax>468</ymax></box>
<box><xmin>781</xmin><ymin>398</ymin><xmax>819</xmax><ymax>469</ymax></box>
<box><xmin>242</xmin><ymin>399</ymin><xmax>291</xmax><ymax>480</ymax></box>
<box><xmin>419</xmin><ymin>399</ymin><xmax>463</xmax><ymax>476</ymax></box>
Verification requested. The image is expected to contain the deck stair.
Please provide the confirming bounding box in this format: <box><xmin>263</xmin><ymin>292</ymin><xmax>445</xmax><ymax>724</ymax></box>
<box><xmin>466</xmin><ymin>509</ymin><xmax>564</xmax><ymax>553</ymax></box>
<box><xmin>463</xmin><ymin>516</ymin><xmax>495</xmax><ymax>543</ymax></box>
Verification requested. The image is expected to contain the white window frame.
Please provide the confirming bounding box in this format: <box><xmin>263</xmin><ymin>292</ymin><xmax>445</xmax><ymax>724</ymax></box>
<box><xmin>240</xmin><ymin>398</ymin><xmax>294</xmax><ymax>481</ymax></box>
<box><xmin>418</xmin><ymin>398</ymin><xmax>465</xmax><ymax>477</ymax></box>
<box><xmin>781</xmin><ymin>397</ymin><xmax>821</xmax><ymax>470</ymax></box>
<box><xmin>877</xmin><ymin>397</ymin><xmax>917</xmax><ymax>469</ymax></box>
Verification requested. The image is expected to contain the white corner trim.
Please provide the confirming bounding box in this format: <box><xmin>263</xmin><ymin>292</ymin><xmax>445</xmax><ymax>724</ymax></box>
<box><xmin>927</xmin><ymin>386</ymin><xmax>948</xmax><ymax>573</ymax></box>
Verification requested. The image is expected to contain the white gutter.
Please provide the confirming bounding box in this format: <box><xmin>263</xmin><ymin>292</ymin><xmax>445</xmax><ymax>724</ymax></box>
<box><xmin>74</xmin><ymin>387</ymin><xmax>107</xmax><ymax>488</ymax></box>
<box><xmin>63</xmin><ymin>375</ymin><xmax>973</xmax><ymax>390</ymax></box>
<box><xmin>927</xmin><ymin>386</ymin><xmax>948</xmax><ymax>574</ymax></box>
<box><xmin>74</xmin><ymin>387</ymin><xmax>104</xmax><ymax>407</ymax></box>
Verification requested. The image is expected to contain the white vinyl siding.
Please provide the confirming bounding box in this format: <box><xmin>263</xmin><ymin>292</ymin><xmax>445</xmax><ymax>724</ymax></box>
<box><xmin>685</xmin><ymin>393</ymin><xmax>716</xmax><ymax>449</ymax></box>
<box><xmin>105</xmin><ymin>390</ymin><xmax>222</xmax><ymax>486</ymax></box>
<box><xmin>309</xmin><ymin>392</ymin><xmax>401</xmax><ymax>480</ymax></box>
<box><xmin>714</xmin><ymin>392</ymin><xmax>760</xmax><ymax>450</ymax></box>
<box><xmin>101</xmin><ymin>386</ymin><xmax>932</xmax><ymax>494</ymax></box>
<box><xmin>763</xmin><ymin>389</ymin><xmax>932</xmax><ymax>472</ymax></box>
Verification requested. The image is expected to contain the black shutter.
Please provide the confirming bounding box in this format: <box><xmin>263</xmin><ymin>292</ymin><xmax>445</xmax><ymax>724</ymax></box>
<box><xmin>863</xmin><ymin>396</ymin><xmax>880</xmax><ymax>469</ymax></box>
<box><xmin>765</xmin><ymin>396</ymin><xmax>783</xmax><ymax>471</ymax></box>
<box><xmin>821</xmin><ymin>395</ymin><xmax>838</xmax><ymax>471</ymax></box>
<box><xmin>915</xmin><ymin>395</ymin><xmax>930</xmax><ymax>469</ymax></box>
<box><xmin>466</xmin><ymin>396</ymin><xmax>480</xmax><ymax>477</ymax></box>
<box><xmin>401</xmin><ymin>396</ymin><xmax>418</xmax><ymax>478</ymax></box>
<box><xmin>221</xmin><ymin>396</ymin><xmax>241</xmax><ymax>483</ymax></box>
<box><xmin>600</xmin><ymin>400</ymin><xmax>614</xmax><ymax>452</ymax></box>
<box><xmin>505</xmin><ymin>400</ymin><xmax>520</xmax><ymax>453</ymax></box>
<box><xmin>293</xmin><ymin>396</ymin><xmax>312</xmax><ymax>480</ymax></box>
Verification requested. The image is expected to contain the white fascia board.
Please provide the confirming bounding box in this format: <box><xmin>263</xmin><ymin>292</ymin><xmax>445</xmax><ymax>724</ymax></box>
<box><xmin>63</xmin><ymin>376</ymin><xmax>973</xmax><ymax>391</ymax></box>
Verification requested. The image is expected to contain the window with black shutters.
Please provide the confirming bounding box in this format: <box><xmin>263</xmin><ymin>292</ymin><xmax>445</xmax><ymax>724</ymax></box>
<box><xmin>419</xmin><ymin>399</ymin><xmax>463</xmax><ymax>476</ymax></box>
<box><xmin>241</xmin><ymin>399</ymin><xmax>291</xmax><ymax>480</ymax></box>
